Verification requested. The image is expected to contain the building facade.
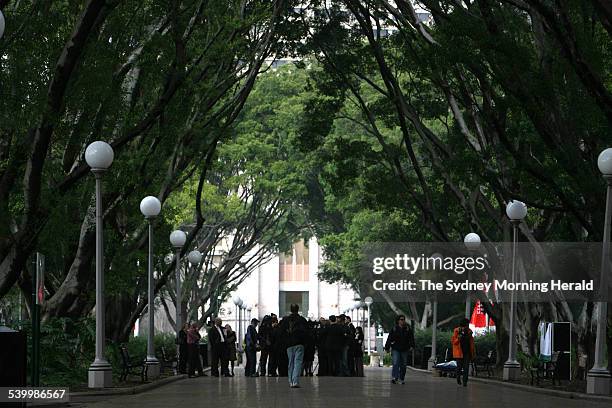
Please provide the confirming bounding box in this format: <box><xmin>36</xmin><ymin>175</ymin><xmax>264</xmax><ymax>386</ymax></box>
<box><xmin>219</xmin><ymin>237</ymin><xmax>358</xmax><ymax>326</ymax></box>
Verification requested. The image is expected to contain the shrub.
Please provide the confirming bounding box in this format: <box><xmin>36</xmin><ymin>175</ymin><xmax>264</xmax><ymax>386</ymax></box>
<box><xmin>10</xmin><ymin>317</ymin><xmax>96</xmax><ymax>387</ymax></box>
<box><xmin>10</xmin><ymin>317</ymin><xmax>179</xmax><ymax>387</ymax></box>
<box><xmin>383</xmin><ymin>352</ymin><xmax>392</xmax><ymax>366</ymax></box>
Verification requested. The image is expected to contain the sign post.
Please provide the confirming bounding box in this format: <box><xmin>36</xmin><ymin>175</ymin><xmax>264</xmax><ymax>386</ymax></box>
<box><xmin>31</xmin><ymin>253</ymin><xmax>44</xmax><ymax>387</ymax></box>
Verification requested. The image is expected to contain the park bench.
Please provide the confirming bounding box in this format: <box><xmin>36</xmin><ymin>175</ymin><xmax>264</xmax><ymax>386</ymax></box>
<box><xmin>160</xmin><ymin>346</ymin><xmax>177</xmax><ymax>375</ymax></box>
<box><xmin>120</xmin><ymin>345</ymin><xmax>148</xmax><ymax>382</ymax></box>
<box><xmin>472</xmin><ymin>350</ymin><xmax>495</xmax><ymax>377</ymax></box>
<box><xmin>530</xmin><ymin>351</ymin><xmax>561</xmax><ymax>386</ymax></box>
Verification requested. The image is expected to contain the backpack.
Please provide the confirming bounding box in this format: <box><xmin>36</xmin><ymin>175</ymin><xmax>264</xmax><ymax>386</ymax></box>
<box><xmin>286</xmin><ymin>315</ymin><xmax>306</xmax><ymax>343</ymax></box>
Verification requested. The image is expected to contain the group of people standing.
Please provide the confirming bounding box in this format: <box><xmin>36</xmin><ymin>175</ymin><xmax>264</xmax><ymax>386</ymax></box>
<box><xmin>242</xmin><ymin>304</ymin><xmax>368</xmax><ymax>387</ymax></box>
<box><xmin>253</xmin><ymin>305</ymin><xmax>367</xmax><ymax>383</ymax></box>
<box><xmin>177</xmin><ymin>311</ymin><xmax>475</xmax><ymax>389</ymax></box>
<box><xmin>176</xmin><ymin>303</ymin><xmax>367</xmax><ymax>388</ymax></box>
<box><xmin>176</xmin><ymin>319</ymin><xmax>239</xmax><ymax>377</ymax></box>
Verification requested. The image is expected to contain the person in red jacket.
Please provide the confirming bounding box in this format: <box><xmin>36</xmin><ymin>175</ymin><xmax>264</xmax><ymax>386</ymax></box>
<box><xmin>452</xmin><ymin>318</ymin><xmax>475</xmax><ymax>387</ymax></box>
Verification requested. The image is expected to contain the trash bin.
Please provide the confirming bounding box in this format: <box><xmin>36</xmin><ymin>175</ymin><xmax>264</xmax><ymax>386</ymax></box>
<box><xmin>0</xmin><ymin>327</ymin><xmax>27</xmax><ymax>387</ymax></box>
<box><xmin>0</xmin><ymin>327</ymin><xmax>27</xmax><ymax>408</ymax></box>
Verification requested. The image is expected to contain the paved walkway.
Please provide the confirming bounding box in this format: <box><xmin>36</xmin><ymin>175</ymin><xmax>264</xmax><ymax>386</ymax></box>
<box><xmin>78</xmin><ymin>367</ymin><xmax>609</xmax><ymax>408</ymax></box>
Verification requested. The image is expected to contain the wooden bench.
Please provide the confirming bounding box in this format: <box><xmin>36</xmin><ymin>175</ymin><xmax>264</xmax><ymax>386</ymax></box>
<box><xmin>530</xmin><ymin>351</ymin><xmax>561</xmax><ymax>386</ymax></box>
<box><xmin>120</xmin><ymin>345</ymin><xmax>148</xmax><ymax>382</ymax></box>
<box><xmin>160</xmin><ymin>346</ymin><xmax>177</xmax><ymax>375</ymax></box>
<box><xmin>472</xmin><ymin>350</ymin><xmax>495</xmax><ymax>377</ymax></box>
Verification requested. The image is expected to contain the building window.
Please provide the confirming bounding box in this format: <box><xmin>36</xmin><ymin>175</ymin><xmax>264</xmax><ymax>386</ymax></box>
<box><xmin>279</xmin><ymin>240</ymin><xmax>309</xmax><ymax>281</ymax></box>
<box><xmin>279</xmin><ymin>291</ymin><xmax>309</xmax><ymax>317</ymax></box>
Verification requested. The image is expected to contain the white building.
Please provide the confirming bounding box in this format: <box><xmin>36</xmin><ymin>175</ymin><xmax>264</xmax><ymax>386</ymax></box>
<box><xmin>219</xmin><ymin>237</ymin><xmax>358</xmax><ymax>327</ymax></box>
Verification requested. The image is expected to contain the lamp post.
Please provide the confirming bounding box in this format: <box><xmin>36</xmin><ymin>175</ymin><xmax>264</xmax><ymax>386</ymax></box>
<box><xmin>464</xmin><ymin>233</ymin><xmax>481</xmax><ymax>319</ymax></box>
<box><xmin>232</xmin><ymin>296</ymin><xmax>243</xmax><ymax>362</ymax></box>
<box><xmin>353</xmin><ymin>301</ymin><xmax>361</xmax><ymax>324</ymax></box>
<box><xmin>233</xmin><ymin>297</ymin><xmax>243</xmax><ymax>354</ymax></box>
<box><xmin>187</xmin><ymin>249</ymin><xmax>202</xmax><ymax>326</ymax></box>
<box><xmin>140</xmin><ymin>195</ymin><xmax>162</xmax><ymax>378</ymax></box>
<box><xmin>587</xmin><ymin>149</ymin><xmax>612</xmax><ymax>395</ymax></box>
<box><xmin>232</xmin><ymin>295</ymin><xmax>241</xmax><ymax>331</ymax></box>
<box><xmin>241</xmin><ymin>304</ymin><xmax>247</xmax><ymax>347</ymax></box>
<box><xmin>170</xmin><ymin>230</ymin><xmax>186</xmax><ymax>358</ymax></box>
<box><xmin>427</xmin><ymin>252</ymin><xmax>442</xmax><ymax>371</ymax></box>
<box><xmin>364</xmin><ymin>296</ymin><xmax>373</xmax><ymax>354</ymax></box>
<box><xmin>503</xmin><ymin>200</ymin><xmax>527</xmax><ymax>381</ymax></box>
<box><xmin>361</xmin><ymin>302</ymin><xmax>367</xmax><ymax>328</ymax></box>
<box><xmin>85</xmin><ymin>141</ymin><xmax>114</xmax><ymax>388</ymax></box>
<box><xmin>187</xmin><ymin>249</ymin><xmax>202</xmax><ymax>319</ymax></box>
<box><xmin>0</xmin><ymin>10</ymin><xmax>5</xmax><ymax>39</ymax></box>
<box><xmin>247</xmin><ymin>306</ymin><xmax>252</xmax><ymax>323</ymax></box>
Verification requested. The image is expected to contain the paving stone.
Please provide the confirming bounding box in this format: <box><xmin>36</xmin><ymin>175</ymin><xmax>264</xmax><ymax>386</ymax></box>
<box><xmin>79</xmin><ymin>367</ymin><xmax>610</xmax><ymax>408</ymax></box>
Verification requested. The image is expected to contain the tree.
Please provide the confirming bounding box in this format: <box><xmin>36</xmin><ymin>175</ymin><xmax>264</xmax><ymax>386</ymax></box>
<box><xmin>0</xmin><ymin>0</ymin><xmax>300</xmax><ymax>340</ymax></box>
<box><xmin>292</xmin><ymin>0</ymin><xmax>610</xmax><ymax>368</ymax></box>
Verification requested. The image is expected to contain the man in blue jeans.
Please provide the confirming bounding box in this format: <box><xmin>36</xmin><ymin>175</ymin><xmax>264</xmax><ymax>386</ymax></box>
<box><xmin>280</xmin><ymin>303</ymin><xmax>309</xmax><ymax>388</ymax></box>
<box><xmin>384</xmin><ymin>315</ymin><xmax>415</xmax><ymax>384</ymax></box>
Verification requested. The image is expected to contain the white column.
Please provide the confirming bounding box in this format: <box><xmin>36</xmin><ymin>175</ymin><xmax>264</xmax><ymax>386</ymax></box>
<box><xmin>308</xmin><ymin>237</ymin><xmax>320</xmax><ymax>318</ymax></box>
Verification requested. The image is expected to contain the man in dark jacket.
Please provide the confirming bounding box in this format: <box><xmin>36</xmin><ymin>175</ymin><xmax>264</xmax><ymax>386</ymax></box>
<box><xmin>258</xmin><ymin>315</ymin><xmax>273</xmax><ymax>376</ymax></box>
<box><xmin>279</xmin><ymin>303</ymin><xmax>309</xmax><ymax>388</ymax></box>
<box><xmin>384</xmin><ymin>315</ymin><xmax>415</xmax><ymax>384</ymax></box>
<box><xmin>337</xmin><ymin>314</ymin><xmax>352</xmax><ymax>376</ymax></box>
<box><xmin>273</xmin><ymin>317</ymin><xmax>288</xmax><ymax>376</ymax></box>
<box><xmin>245</xmin><ymin>318</ymin><xmax>260</xmax><ymax>377</ymax></box>
<box><xmin>316</xmin><ymin>318</ymin><xmax>330</xmax><ymax>376</ymax></box>
<box><xmin>325</xmin><ymin>315</ymin><xmax>348</xmax><ymax>376</ymax></box>
<box><xmin>267</xmin><ymin>316</ymin><xmax>279</xmax><ymax>376</ymax></box>
<box><xmin>177</xmin><ymin>323</ymin><xmax>189</xmax><ymax>374</ymax></box>
<box><xmin>208</xmin><ymin>317</ymin><xmax>229</xmax><ymax>377</ymax></box>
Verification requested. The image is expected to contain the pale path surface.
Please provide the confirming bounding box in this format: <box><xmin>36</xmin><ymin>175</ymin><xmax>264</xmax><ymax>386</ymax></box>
<box><xmin>78</xmin><ymin>367</ymin><xmax>609</xmax><ymax>408</ymax></box>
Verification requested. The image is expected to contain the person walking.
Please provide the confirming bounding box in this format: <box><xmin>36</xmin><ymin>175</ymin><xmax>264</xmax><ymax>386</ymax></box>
<box><xmin>225</xmin><ymin>324</ymin><xmax>237</xmax><ymax>376</ymax></box>
<box><xmin>384</xmin><ymin>315</ymin><xmax>415</xmax><ymax>384</ymax></box>
<box><xmin>279</xmin><ymin>303</ymin><xmax>309</xmax><ymax>388</ymax></box>
<box><xmin>452</xmin><ymin>318</ymin><xmax>475</xmax><ymax>387</ymax></box>
<box><xmin>209</xmin><ymin>317</ymin><xmax>230</xmax><ymax>377</ymax></box>
<box><xmin>245</xmin><ymin>318</ymin><xmax>260</xmax><ymax>377</ymax></box>
<box><xmin>187</xmin><ymin>323</ymin><xmax>204</xmax><ymax>377</ymax></box>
